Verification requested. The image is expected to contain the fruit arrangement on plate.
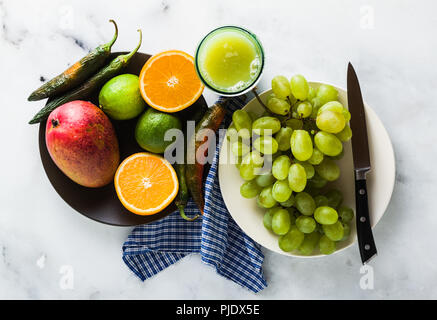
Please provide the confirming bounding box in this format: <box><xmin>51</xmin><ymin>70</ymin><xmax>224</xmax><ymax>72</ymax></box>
<box><xmin>28</xmin><ymin>21</ymin><xmax>215</xmax><ymax>224</ymax></box>
<box><xmin>29</xmin><ymin>22</ymin><xmax>356</xmax><ymax>252</ymax></box>
<box><xmin>226</xmin><ymin>75</ymin><xmax>355</xmax><ymax>255</ymax></box>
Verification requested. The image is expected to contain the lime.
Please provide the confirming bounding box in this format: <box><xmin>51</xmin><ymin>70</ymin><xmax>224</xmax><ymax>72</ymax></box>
<box><xmin>135</xmin><ymin>108</ymin><xmax>182</xmax><ymax>154</ymax></box>
<box><xmin>99</xmin><ymin>74</ymin><xmax>146</xmax><ymax>120</ymax></box>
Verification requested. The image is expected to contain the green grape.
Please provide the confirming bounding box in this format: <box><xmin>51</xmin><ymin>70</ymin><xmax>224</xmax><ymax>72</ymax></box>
<box><xmin>304</xmin><ymin>185</ymin><xmax>321</xmax><ymax>197</ymax></box>
<box><xmin>338</xmin><ymin>206</ymin><xmax>354</xmax><ymax>223</ymax></box>
<box><xmin>226</xmin><ymin>123</ymin><xmax>238</xmax><ymax>142</ymax></box>
<box><xmin>232</xmin><ymin>110</ymin><xmax>252</xmax><ymax>139</ymax></box>
<box><xmin>288</xmin><ymin>163</ymin><xmax>307</xmax><ymax>192</ymax></box>
<box><xmin>317</xmin><ymin>101</ymin><xmax>344</xmax><ymax>115</ymax></box>
<box><xmin>255</xmin><ymin>172</ymin><xmax>276</xmax><ymax>187</ymax></box>
<box><xmin>266</xmin><ymin>92</ymin><xmax>277</xmax><ymax>104</ymax></box>
<box><xmin>272</xmin><ymin>155</ymin><xmax>291</xmax><ymax>180</ymax></box>
<box><xmin>307</xmin><ymin>86</ymin><xmax>316</xmax><ymax>101</ymax></box>
<box><xmin>252</xmin><ymin>116</ymin><xmax>281</xmax><ymax>135</ymax></box>
<box><xmin>272</xmin><ymin>76</ymin><xmax>292</xmax><ymax>99</ymax></box>
<box><xmin>263</xmin><ymin>208</ymin><xmax>276</xmax><ymax>230</ymax></box>
<box><xmin>272</xmin><ymin>180</ymin><xmax>293</xmax><ymax>202</ymax></box>
<box><xmin>279</xmin><ymin>194</ymin><xmax>295</xmax><ymax>207</ymax></box>
<box><xmin>329</xmin><ymin>148</ymin><xmax>344</xmax><ymax>160</ymax></box>
<box><xmin>296</xmin><ymin>101</ymin><xmax>312</xmax><ymax>118</ymax></box>
<box><xmin>231</xmin><ymin>140</ymin><xmax>250</xmax><ymax>157</ymax></box>
<box><xmin>341</xmin><ymin>222</ymin><xmax>351</xmax><ymax>240</ymax></box>
<box><xmin>240</xmin><ymin>180</ymin><xmax>262</xmax><ymax>199</ymax></box>
<box><xmin>239</xmin><ymin>151</ymin><xmax>263</xmax><ymax>180</ymax></box>
<box><xmin>307</xmin><ymin>147</ymin><xmax>324</xmax><ymax>165</ymax></box>
<box><xmin>258</xmin><ymin>185</ymin><xmax>278</xmax><ymax>208</ymax></box>
<box><xmin>287</xmin><ymin>206</ymin><xmax>299</xmax><ymax>219</ymax></box>
<box><xmin>316</xmin><ymin>110</ymin><xmax>346</xmax><ymax>133</ymax></box>
<box><xmin>253</xmin><ymin>136</ymin><xmax>278</xmax><ymax>155</ymax></box>
<box><xmin>285</xmin><ymin>118</ymin><xmax>303</xmax><ymax>130</ymax></box>
<box><xmin>308</xmin><ymin>172</ymin><xmax>327</xmax><ymax>188</ymax></box>
<box><xmin>296</xmin><ymin>216</ymin><xmax>317</xmax><ymax>233</ymax></box>
<box><xmin>274</xmin><ymin>127</ymin><xmax>293</xmax><ymax>151</ymax></box>
<box><xmin>295</xmin><ymin>192</ymin><xmax>316</xmax><ymax>216</ymax></box>
<box><xmin>315</xmin><ymin>158</ymin><xmax>340</xmax><ymax>181</ymax></box>
<box><xmin>323</xmin><ymin>221</ymin><xmax>344</xmax><ymax>241</ymax></box>
<box><xmin>297</xmin><ymin>161</ymin><xmax>315</xmax><ymax>179</ymax></box>
<box><xmin>290</xmin><ymin>74</ymin><xmax>309</xmax><ymax>100</ymax></box>
<box><xmin>314</xmin><ymin>131</ymin><xmax>343</xmax><ymax>156</ymax></box>
<box><xmin>336</xmin><ymin>125</ymin><xmax>352</xmax><ymax>142</ymax></box>
<box><xmin>343</xmin><ymin>108</ymin><xmax>351</xmax><ymax>122</ymax></box>
<box><xmin>290</xmin><ymin>130</ymin><xmax>313</xmax><ymax>161</ymax></box>
<box><xmin>319</xmin><ymin>235</ymin><xmax>336</xmax><ymax>255</ymax></box>
<box><xmin>325</xmin><ymin>189</ymin><xmax>343</xmax><ymax>208</ymax></box>
<box><xmin>239</xmin><ymin>163</ymin><xmax>255</xmax><ymax>181</ymax></box>
<box><xmin>266</xmin><ymin>97</ymin><xmax>291</xmax><ymax>115</ymax></box>
<box><xmin>242</xmin><ymin>151</ymin><xmax>264</xmax><ymax>168</ymax></box>
<box><xmin>316</xmin><ymin>84</ymin><xmax>338</xmax><ymax>106</ymax></box>
<box><xmin>314</xmin><ymin>206</ymin><xmax>339</xmax><ymax>225</ymax></box>
<box><xmin>318</xmin><ymin>101</ymin><xmax>351</xmax><ymax>124</ymax></box>
<box><xmin>298</xmin><ymin>232</ymin><xmax>320</xmax><ymax>255</ymax></box>
<box><xmin>310</xmin><ymin>99</ymin><xmax>321</xmax><ymax>118</ymax></box>
<box><xmin>314</xmin><ymin>195</ymin><xmax>329</xmax><ymax>207</ymax></box>
<box><xmin>271</xmin><ymin>208</ymin><xmax>291</xmax><ymax>235</ymax></box>
<box><xmin>278</xmin><ymin>225</ymin><xmax>305</xmax><ymax>252</ymax></box>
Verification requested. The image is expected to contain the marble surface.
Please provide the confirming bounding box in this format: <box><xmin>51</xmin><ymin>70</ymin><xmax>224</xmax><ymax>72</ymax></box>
<box><xmin>1</xmin><ymin>0</ymin><xmax>436</xmax><ymax>299</ymax></box>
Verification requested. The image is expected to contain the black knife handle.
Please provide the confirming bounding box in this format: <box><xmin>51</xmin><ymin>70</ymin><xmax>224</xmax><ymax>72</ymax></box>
<box><xmin>355</xmin><ymin>178</ymin><xmax>377</xmax><ymax>264</ymax></box>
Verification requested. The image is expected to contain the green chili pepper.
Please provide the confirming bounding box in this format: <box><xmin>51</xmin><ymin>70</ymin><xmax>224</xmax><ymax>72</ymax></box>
<box><xmin>28</xmin><ymin>20</ymin><xmax>119</xmax><ymax>101</ymax></box>
<box><xmin>185</xmin><ymin>99</ymin><xmax>228</xmax><ymax>214</ymax></box>
<box><xmin>29</xmin><ymin>29</ymin><xmax>142</xmax><ymax>124</ymax></box>
<box><xmin>175</xmin><ymin>163</ymin><xmax>199</xmax><ymax>221</ymax></box>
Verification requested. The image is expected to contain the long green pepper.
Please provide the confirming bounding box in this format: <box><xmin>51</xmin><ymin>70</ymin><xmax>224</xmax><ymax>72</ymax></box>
<box><xmin>29</xmin><ymin>29</ymin><xmax>142</xmax><ymax>124</ymax></box>
<box><xmin>175</xmin><ymin>163</ymin><xmax>199</xmax><ymax>221</ymax></box>
<box><xmin>28</xmin><ymin>20</ymin><xmax>119</xmax><ymax>101</ymax></box>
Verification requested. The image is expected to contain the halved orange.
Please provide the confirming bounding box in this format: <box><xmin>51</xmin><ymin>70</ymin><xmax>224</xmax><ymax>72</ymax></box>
<box><xmin>139</xmin><ymin>50</ymin><xmax>204</xmax><ymax>113</ymax></box>
<box><xmin>114</xmin><ymin>153</ymin><xmax>178</xmax><ymax>215</ymax></box>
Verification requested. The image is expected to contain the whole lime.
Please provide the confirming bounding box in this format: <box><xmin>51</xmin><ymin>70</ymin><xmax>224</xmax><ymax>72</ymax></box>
<box><xmin>99</xmin><ymin>74</ymin><xmax>146</xmax><ymax>120</ymax></box>
<box><xmin>135</xmin><ymin>108</ymin><xmax>182</xmax><ymax>154</ymax></box>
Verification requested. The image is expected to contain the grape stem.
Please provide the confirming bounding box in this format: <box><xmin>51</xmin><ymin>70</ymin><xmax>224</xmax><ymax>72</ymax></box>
<box><xmin>252</xmin><ymin>87</ymin><xmax>268</xmax><ymax>109</ymax></box>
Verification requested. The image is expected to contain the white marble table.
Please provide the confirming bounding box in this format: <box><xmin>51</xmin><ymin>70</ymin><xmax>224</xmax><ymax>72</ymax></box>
<box><xmin>1</xmin><ymin>0</ymin><xmax>436</xmax><ymax>299</ymax></box>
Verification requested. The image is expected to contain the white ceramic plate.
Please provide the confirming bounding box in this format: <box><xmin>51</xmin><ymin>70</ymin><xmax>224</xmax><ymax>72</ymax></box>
<box><xmin>218</xmin><ymin>82</ymin><xmax>395</xmax><ymax>257</ymax></box>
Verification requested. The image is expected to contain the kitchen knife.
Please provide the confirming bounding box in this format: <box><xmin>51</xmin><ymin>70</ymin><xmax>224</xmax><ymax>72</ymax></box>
<box><xmin>347</xmin><ymin>62</ymin><xmax>377</xmax><ymax>264</ymax></box>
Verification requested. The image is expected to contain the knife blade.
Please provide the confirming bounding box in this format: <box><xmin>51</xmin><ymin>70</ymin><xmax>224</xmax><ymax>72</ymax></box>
<box><xmin>347</xmin><ymin>62</ymin><xmax>377</xmax><ymax>264</ymax></box>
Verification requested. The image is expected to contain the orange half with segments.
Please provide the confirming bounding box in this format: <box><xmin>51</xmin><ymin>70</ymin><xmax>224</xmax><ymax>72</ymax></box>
<box><xmin>139</xmin><ymin>50</ymin><xmax>204</xmax><ymax>112</ymax></box>
<box><xmin>114</xmin><ymin>153</ymin><xmax>178</xmax><ymax>215</ymax></box>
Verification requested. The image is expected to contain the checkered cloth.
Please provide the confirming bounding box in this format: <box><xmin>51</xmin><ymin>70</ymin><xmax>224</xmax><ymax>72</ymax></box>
<box><xmin>122</xmin><ymin>96</ymin><xmax>267</xmax><ymax>293</ymax></box>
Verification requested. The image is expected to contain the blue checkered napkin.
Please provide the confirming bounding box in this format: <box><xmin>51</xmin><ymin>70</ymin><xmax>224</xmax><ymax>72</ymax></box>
<box><xmin>122</xmin><ymin>96</ymin><xmax>267</xmax><ymax>293</ymax></box>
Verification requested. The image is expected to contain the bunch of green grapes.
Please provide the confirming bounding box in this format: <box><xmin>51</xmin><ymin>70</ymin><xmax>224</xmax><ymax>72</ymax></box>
<box><xmin>227</xmin><ymin>74</ymin><xmax>354</xmax><ymax>255</ymax></box>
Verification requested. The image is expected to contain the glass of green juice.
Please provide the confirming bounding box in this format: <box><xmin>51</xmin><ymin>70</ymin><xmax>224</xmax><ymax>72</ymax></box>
<box><xmin>195</xmin><ymin>26</ymin><xmax>264</xmax><ymax>96</ymax></box>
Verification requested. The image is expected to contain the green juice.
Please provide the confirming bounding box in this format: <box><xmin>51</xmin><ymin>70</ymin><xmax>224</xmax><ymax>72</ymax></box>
<box><xmin>196</xmin><ymin>26</ymin><xmax>264</xmax><ymax>94</ymax></box>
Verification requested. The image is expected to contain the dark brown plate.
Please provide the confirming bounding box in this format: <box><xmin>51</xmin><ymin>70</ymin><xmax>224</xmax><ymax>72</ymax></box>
<box><xmin>38</xmin><ymin>52</ymin><xmax>207</xmax><ymax>226</ymax></box>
